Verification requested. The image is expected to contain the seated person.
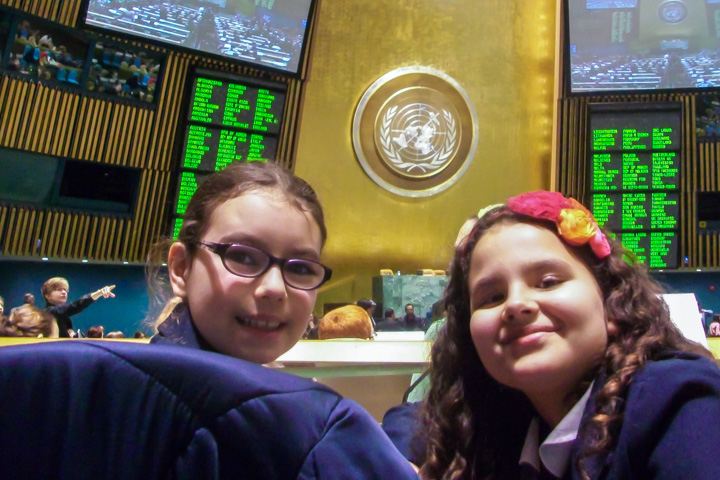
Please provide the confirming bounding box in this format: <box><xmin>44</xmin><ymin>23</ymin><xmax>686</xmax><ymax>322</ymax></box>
<box><xmin>0</xmin><ymin>304</ymin><xmax>58</xmax><ymax>338</ymax></box>
<box><xmin>374</xmin><ymin>308</ymin><xmax>405</xmax><ymax>332</ymax></box>
<box><xmin>318</xmin><ymin>305</ymin><xmax>374</xmax><ymax>340</ymax></box>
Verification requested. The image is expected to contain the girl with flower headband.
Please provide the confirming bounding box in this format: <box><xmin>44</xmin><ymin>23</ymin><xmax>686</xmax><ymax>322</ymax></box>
<box><xmin>388</xmin><ymin>191</ymin><xmax>720</xmax><ymax>479</ymax></box>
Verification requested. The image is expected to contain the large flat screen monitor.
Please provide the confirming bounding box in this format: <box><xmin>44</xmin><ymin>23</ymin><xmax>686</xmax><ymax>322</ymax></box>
<box><xmin>80</xmin><ymin>0</ymin><xmax>315</xmax><ymax>75</ymax></box>
<box><xmin>566</xmin><ymin>0</ymin><xmax>720</xmax><ymax>93</ymax></box>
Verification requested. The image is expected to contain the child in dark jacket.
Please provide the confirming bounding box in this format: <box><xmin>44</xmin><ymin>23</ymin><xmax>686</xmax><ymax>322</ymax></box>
<box><xmin>386</xmin><ymin>191</ymin><xmax>720</xmax><ymax>479</ymax></box>
<box><xmin>149</xmin><ymin>161</ymin><xmax>332</xmax><ymax>364</ymax></box>
<box><xmin>42</xmin><ymin>277</ymin><xmax>115</xmax><ymax>337</ymax></box>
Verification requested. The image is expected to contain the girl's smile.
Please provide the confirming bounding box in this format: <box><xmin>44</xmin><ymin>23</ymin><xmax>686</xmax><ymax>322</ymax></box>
<box><xmin>468</xmin><ymin>221</ymin><xmax>615</xmax><ymax>425</ymax></box>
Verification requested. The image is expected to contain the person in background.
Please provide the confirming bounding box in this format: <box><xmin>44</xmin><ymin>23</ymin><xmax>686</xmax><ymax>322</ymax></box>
<box><xmin>709</xmin><ymin>314</ymin><xmax>720</xmax><ymax>337</ymax></box>
<box><xmin>375</xmin><ymin>308</ymin><xmax>404</xmax><ymax>332</ymax></box>
<box><xmin>302</xmin><ymin>313</ymin><xmax>320</xmax><ymax>339</ymax></box>
<box><xmin>87</xmin><ymin>325</ymin><xmax>104</xmax><ymax>338</ymax></box>
<box><xmin>9</xmin><ymin>293</ymin><xmax>36</xmax><ymax>318</ymax></box>
<box><xmin>0</xmin><ymin>304</ymin><xmax>58</xmax><ymax>338</ymax></box>
<box><xmin>105</xmin><ymin>331</ymin><xmax>126</xmax><ymax>339</ymax></box>
<box><xmin>389</xmin><ymin>191</ymin><xmax>720</xmax><ymax>478</ymax></box>
<box><xmin>357</xmin><ymin>298</ymin><xmax>377</xmax><ymax>329</ymax></box>
<box><xmin>401</xmin><ymin>303</ymin><xmax>424</xmax><ymax>331</ymax></box>
<box><xmin>0</xmin><ymin>295</ymin><xmax>4</xmax><ymax>318</ymax></box>
<box><xmin>133</xmin><ymin>330</ymin><xmax>148</xmax><ymax>339</ymax></box>
<box><xmin>42</xmin><ymin>278</ymin><xmax>115</xmax><ymax>338</ymax></box>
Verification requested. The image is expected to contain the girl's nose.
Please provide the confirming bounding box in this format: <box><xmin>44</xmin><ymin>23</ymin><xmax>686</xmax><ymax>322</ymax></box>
<box><xmin>502</xmin><ymin>284</ymin><xmax>538</xmax><ymax>322</ymax></box>
<box><xmin>255</xmin><ymin>264</ymin><xmax>288</xmax><ymax>301</ymax></box>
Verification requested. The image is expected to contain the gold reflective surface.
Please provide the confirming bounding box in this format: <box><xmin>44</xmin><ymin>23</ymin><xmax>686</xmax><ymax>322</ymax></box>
<box><xmin>294</xmin><ymin>0</ymin><xmax>557</xmax><ymax>305</ymax></box>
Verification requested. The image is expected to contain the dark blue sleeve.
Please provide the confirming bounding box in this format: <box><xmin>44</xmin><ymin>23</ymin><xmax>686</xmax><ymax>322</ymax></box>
<box><xmin>47</xmin><ymin>294</ymin><xmax>95</xmax><ymax>317</ymax></box>
<box><xmin>381</xmin><ymin>402</ymin><xmax>426</xmax><ymax>467</ymax></box>
<box><xmin>606</xmin><ymin>354</ymin><xmax>720</xmax><ymax>479</ymax></box>
<box><xmin>299</xmin><ymin>398</ymin><xmax>419</xmax><ymax>479</ymax></box>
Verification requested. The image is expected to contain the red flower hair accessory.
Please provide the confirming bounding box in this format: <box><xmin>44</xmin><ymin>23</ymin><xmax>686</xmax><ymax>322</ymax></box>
<box><xmin>506</xmin><ymin>191</ymin><xmax>612</xmax><ymax>259</ymax></box>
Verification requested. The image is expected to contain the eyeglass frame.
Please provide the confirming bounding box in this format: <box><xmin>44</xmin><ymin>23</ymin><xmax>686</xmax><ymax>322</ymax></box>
<box><xmin>193</xmin><ymin>241</ymin><xmax>332</xmax><ymax>291</ymax></box>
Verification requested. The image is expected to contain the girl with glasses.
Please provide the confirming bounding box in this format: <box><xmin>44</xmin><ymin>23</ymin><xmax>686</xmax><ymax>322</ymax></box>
<box><xmin>149</xmin><ymin>161</ymin><xmax>331</xmax><ymax>364</ymax></box>
<box><xmin>146</xmin><ymin>162</ymin><xmax>418</xmax><ymax>479</ymax></box>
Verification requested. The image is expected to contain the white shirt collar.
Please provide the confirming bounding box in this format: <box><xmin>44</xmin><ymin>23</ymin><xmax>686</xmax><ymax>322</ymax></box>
<box><xmin>518</xmin><ymin>383</ymin><xmax>593</xmax><ymax>478</ymax></box>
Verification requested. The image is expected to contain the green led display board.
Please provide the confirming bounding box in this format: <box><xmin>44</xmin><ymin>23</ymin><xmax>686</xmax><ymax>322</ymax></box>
<box><xmin>616</xmin><ymin>231</ymin><xmax>679</xmax><ymax>269</ymax></box>
<box><xmin>172</xmin><ymin>69</ymin><xmax>287</xmax><ymax>229</ymax></box>
<box><xmin>181</xmin><ymin>125</ymin><xmax>278</xmax><ymax>171</ymax></box>
<box><xmin>188</xmin><ymin>76</ymin><xmax>285</xmax><ymax>134</ymax></box>
<box><xmin>588</xmin><ymin>103</ymin><xmax>681</xmax><ymax>269</ymax></box>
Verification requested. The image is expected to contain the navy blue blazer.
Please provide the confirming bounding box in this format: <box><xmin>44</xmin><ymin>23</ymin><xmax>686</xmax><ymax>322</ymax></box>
<box><xmin>383</xmin><ymin>352</ymin><xmax>720</xmax><ymax>479</ymax></box>
<box><xmin>151</xmin><ymin>304</ymin><xmax>216</xmax><ymax>351</ymax></box>
<box><xmin>0</xmin><ymin>341</ymin><xmax>418</xmax><ymax>479</ymax></box>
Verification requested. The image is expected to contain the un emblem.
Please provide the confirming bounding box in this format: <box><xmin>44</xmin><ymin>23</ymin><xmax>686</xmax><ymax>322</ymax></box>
<box><xmin>353</xmin><ymin>67</ymin><xmax>478</xmax><ymax>197</ymax></box>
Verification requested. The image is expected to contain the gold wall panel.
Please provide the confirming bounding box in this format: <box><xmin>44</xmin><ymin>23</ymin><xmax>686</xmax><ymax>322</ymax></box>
<box><xmin>295</xmin><ymin>0</ymin><xmax>557</xmax><ymax>304</ymax></box>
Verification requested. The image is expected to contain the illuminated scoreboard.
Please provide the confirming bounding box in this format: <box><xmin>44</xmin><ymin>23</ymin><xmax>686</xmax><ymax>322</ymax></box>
<box><xmin>181</xmin><ymin>126</ymin><xmax>279</xmax><ymax>171</ymax></box>
<box><xmin>588</xmin><ymin>103</ymin><xmax>682</xmax><ymax>269</ymax></box>
<box><xmin>187</xmin><ymin>77</ymin><xmax>284</xmax><ymax>135</ymax></box>
<box><xmin>172</xmin><ymin>69</ymin><xmax>288</xmax><ymax>234</ymax></box>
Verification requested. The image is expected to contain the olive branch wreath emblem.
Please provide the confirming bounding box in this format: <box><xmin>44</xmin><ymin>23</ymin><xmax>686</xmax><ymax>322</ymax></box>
<box><xmin>379</xmin><ymin>106</ymin><xmax>457</xmax><ymax>174</ymax></box>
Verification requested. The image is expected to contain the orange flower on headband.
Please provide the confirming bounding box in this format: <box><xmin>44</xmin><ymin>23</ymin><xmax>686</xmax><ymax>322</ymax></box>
<box><xmin>507</xmin><ymin>191</ymin><xmax>611</xmax><ymax>259</ymax></box>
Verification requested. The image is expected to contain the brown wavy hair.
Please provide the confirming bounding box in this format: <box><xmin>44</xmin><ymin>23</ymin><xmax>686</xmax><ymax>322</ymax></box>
<box><xmin>419</xmin><ymin>206</ymin><xmax>715</xmax><ymax>480</ymax></box>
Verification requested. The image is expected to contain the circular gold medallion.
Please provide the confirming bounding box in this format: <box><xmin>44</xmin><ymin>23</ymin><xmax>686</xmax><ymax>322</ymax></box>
<box><xmin>353</xmin><ymin>67</ymin><xmax>478</xmax><ymax>197</ymax></box>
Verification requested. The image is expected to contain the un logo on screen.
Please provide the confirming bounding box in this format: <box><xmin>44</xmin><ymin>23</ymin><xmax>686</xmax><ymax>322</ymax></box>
<box><xmin>353</xmin><ymin>67</ymin><xmax>478</xmax><ymax>197</ymax></box>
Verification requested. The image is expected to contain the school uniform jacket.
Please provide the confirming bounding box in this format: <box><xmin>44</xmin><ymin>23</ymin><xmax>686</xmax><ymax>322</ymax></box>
<box><xmin>0</xmin><ymin>341</ymin><xmax>419</xmax><ymax>480</ymax></box>
<box><xmin>383</xmin><ymin>351</ymin><xmax>720</xmax><ymax>479</ymax></box>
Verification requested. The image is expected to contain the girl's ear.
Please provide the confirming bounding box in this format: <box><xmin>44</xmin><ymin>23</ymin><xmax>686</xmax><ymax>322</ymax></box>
<box><xmin>168</xmin><ymin>242</ymin><xmax>191</xmax><ymax>299</ymax></box>
<box><xmin>607</xmin><ymin>317</ymin><xmax>619</xmax><ymax>337</ymax></box>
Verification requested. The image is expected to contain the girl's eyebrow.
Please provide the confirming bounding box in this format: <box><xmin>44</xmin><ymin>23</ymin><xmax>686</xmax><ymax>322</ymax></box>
<box><xmin>524</xmin><ymin>258</ymin><xmax>572</xmax><ymax>275</ymax></box>
<box><xmin>470</xmin><ymin>259</ymin><xmax>572</xmax><ymax>292</ymax></box>
<box><xmin>218</xmin><ymin>235</ymin><xmax>321</xmax><ymax>260</ymax></box>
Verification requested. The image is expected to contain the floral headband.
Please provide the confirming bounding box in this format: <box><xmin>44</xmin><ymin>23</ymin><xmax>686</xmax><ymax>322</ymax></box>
<box><xmin>506</xmin><ymin>191</ymin><xmax>612</xmax><ymax>259</ymax></box>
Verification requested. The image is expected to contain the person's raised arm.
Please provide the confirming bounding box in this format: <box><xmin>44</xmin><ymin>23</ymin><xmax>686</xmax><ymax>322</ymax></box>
<box><xmin>90</xmin><ymin>285</ymin><xmax>116</xmax><ymax>301</ymax></box>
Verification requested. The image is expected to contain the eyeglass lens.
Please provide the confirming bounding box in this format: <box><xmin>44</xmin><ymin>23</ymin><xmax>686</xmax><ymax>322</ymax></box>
<box><xmin>222</xmin><ymin>244</ymin><xmax>326</xmax><ymax>289</ymax></box>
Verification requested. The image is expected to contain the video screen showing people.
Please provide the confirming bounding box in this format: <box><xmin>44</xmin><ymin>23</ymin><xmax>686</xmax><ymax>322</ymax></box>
<box><xmin>87</xmin><ymin>42</ymin><xmax>162</xmax><ymax>103</ymax></box>
<box><xmin>7</xmin><ymin>18</ymin><xmax>88</xmax><ymax>86</ymax></box>
<box><xmin>84</xmin><ymin>0</ymin><xmax>312</xmax><ymax>74</ymax></box>
<box><xmin>568</xmin><ymin>0</ymin><xmax>720</xmax><ymax>92</ymax></box>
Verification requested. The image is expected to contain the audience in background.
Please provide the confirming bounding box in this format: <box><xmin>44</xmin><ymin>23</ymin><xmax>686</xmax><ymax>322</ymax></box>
<box><xmin>0</xmin><ymin>305</ymin><xmax>58</xmax><ymax>338</ymax></box>
<box><xmin>401</xmin><ymin>303</ymin><xmax>425</xmax><ymax>331</ymax></box>
<box><xmin>375</xmin><ymin>308</ymin><xmax>405</xmax><ymax>332</ymax></box>
<box><xmin>86</xmin><ymin>325</ymin><xmax>104</xmax><ymax>338</ymax></box>
<box><xmin>710</xmin><ymin>315</ymin><xmax>720</xmax><ymax>337</ymax></box>
<box><xmin>9</xmin><ymin>293</ymin><xmax>35</xmax><ymax>318</ymax></box>
<box><xmin>357</xmin><ymin>298</ymin><xmax>377</xmax><ymax>329</ymax></box>
<box><xmin>319</xmin><ymin>305</ymin><xmax>374</xmax><ymax>340</ymax></box>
